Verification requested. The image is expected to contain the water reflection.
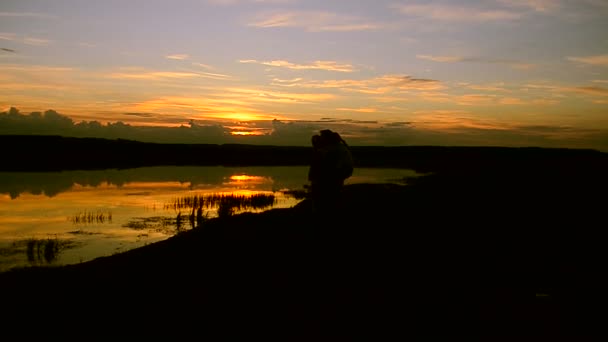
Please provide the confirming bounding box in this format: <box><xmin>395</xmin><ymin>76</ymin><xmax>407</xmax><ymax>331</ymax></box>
<box><xmin>0</xmin><ymin>166</ymin><xmax>421</xmax><ymax>272</ymax></box>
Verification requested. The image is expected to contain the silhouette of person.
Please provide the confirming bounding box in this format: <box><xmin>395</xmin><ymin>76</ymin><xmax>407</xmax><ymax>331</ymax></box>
<box><xmin>308</xmin><ymin>129</ymin><xmax>354</xmax><ymax>217</ymax></box>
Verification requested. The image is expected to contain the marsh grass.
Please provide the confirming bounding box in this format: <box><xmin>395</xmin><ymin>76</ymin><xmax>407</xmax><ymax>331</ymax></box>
<box><xmin>69</xmin><ymin>210</ymin><xmax>113</xmax><ymax>224</ymax></box>
<box><xmin>165</xmin><ymin>192</ymin><xmax>276</xmax><ymax>221</ymax></box>
<box><xmin>164</xmin><ymin>193</ymin><xmax>276</xmax><ymax>212</ymax></box>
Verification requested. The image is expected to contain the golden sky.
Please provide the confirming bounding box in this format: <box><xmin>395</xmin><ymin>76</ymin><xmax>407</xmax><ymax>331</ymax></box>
<box><xmin>1</xmin><ymin>0</ymin><xmax>607</xmax><ymax>150</ymax></box>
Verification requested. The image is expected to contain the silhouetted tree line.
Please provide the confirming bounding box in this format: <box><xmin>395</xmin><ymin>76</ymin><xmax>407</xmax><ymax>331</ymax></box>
<box><xmin>1</xmin><ymin>135</ymin><xmax>607</xmax><ymax>174</ymax></box>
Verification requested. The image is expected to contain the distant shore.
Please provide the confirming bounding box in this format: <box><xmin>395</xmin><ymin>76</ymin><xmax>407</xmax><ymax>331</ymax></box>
<box><xmin>2</xmin><ymin>134</ymin><xmax>607</xmax><ymax>173</ymax></box>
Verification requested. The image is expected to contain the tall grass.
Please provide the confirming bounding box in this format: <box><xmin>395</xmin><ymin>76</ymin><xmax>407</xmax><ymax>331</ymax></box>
<box><xmin>165</xmin><ymin>193</ymin><xmax>276</xmax><ymax>219</ymax></box>
<box><xmin>69</xmin><ymin>210</ymin><xmax>113</xmax><ymax>224</ymax></box>
<box><xmin>164</xmin><ymin>193</ymin><xmax>276</xmax><ymax>212</ymax></box>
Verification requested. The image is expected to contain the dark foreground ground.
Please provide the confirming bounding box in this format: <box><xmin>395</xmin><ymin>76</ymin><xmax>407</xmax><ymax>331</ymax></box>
<box><xmin>1</xmin><ymin>146</ymin><xmax>607</xmax><ymax>339</ymax></box>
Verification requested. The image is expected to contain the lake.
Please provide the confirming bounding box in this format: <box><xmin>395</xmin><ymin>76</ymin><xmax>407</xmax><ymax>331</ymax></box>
<box><xmin>0</xmin><ymin>166</ymin><xmax>420</xmax><ymax>272</ymax></box>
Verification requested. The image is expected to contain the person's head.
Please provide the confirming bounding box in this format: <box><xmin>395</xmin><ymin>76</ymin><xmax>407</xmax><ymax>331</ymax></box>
<box><xmin>320</xmin><ymin>129</ymin><xmax>343</xmax><ymax>145</ymax></box>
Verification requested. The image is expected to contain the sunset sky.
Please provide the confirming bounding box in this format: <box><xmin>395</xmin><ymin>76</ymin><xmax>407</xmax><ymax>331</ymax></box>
<box><xmin>1</xmin><ymin>0</ymin><xmax>607</xmax><ymax>149</ymax></box>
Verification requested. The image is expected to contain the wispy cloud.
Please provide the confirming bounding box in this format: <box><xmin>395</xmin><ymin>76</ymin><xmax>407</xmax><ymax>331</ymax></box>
<box><xmin>417</xmin><ymin>55</ymin><xmax>464</xmax><ymax>63</ymax></box>
<box><xmin>416</xmin><ymin>54</ymin><xmax>534</xmax><ymax>70</ymax></box>
<box><xmin>23</xmin><ymin>37</ymin><xmax>52</xmax><ymax>46</ymax></box>
<box><xmin>497</xmin><ymin>0</ymin><xmax>561</xmax><ymax>12</ymax></box>
<box><xmin>166</xmin><ymin>54</ymin><xmax>190</xmax><ymax>60</ymax></box>
<box><xmin>0</xmin><ymin>12</ymin><xmax>55</xmax><ymax>18</ymax></box>
<box><xmin>525</xmin><ymin>82</ymin><xmax>608</xmax><ymax>99</ymax></box>
<box><xmin>336</xmin><ymin>107</ymin><xmax>378</xmax><ymax>113</ymax></box>
<box><xmin>222</xmin><ymin>87</ymin><xmax>335</xmax><ymax>103</ymax></box>
<box><xmin>393</xmin><ymin>4</ymin><xmax>522</xmax><ymax>22</ymax></box>
<box><xmin>568</xmin><ymin>86</ymin><xmax>608</xmax><ymax>96</ymax></box>
<box><xmin>192</xmin><ymin>62</ymin><xmax>215</xmax><ymax>70</ymax></box>
<box><xmin>466</xmin><ymin>83</ymin><xmax>508</xmax><ymax>92</ymax></box>
<box><xmin>249</xmin><ymin>11</ymin><xmax>381</xmax><ymax>32</ymax></box>
<box><xmin>271</xmin><ymin>74</ymin><xmax>445</xmax><ymax>93</ymax></box>
<box><xmin>109</xmin><ymin>71</ymin><xmax>205</xmax><ymax>80</ymax></box>
<box><xmin>239</xmin><ymin>59</ymin><xmax>355</xmax><ymax>72</ymax></box>
<box><xmin>567</xmin><ymin>54</ymin><xmax>608</xmax><ymax>66</ymax></box>
<box><xmin>0</xmin><ymin>33</ymin><xmax>52</xmax><ymax>46</ymax></box>
<box><xmin>411</xmin><ymin>109</ymin><xmax>511</xmax><ymax>130</ymax></box>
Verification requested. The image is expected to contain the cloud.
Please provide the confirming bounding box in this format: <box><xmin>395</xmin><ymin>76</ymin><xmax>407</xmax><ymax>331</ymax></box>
<box><xmin>1</xmin><ymin>48</ymin><xmax>16</xmax><ymax>53</ymax></box>
<box><xmin>393</xmin><ymin>4</ymin><xmax>522</xmax><ymax>22</ymax></box>
<box><xmin>249</xmin><ymin>11</ymin><xmax>381</xmax><ymax>32</ymax></box>
<box><xmin>123</xmin><ymin>112</ymin><xmax>156</xmax><ymax>118</ymax></box>
<box><xmin>239</xmin><ymin>59</ymin><xmax>355</xmax><ymax>72</ymax></box>
<box><xmin>192</xmin><ymin>62</ymin><xmax>215</xmax><ymax>70</ymax></box>
<box><xmin>569</xmin><ymin>86</ymin><xmax>608</xmax><ymax>96</ymax></box>
<box><xmin>271</xmin><ymin>74</ymin><xmax>445</xmax><ymax>93</ymax></box>
<box><xmin>0</xmin><ymin>33</ymin><xmax>52</xmax><ymax>46</ymax></box>
<box><xmin>466</xmin><ymin>84</ymin><xmax>508</xmax><ymax>92</ymax></box>
<box><xmin>107</xmin><ymin>68</ymin><xmax>231</xmax><ymax>81</ymax></box>
<box><xmin>336</xmin><ymin>108</ymin><xmax>378</xmax><ymax>113</ymax></box>
<box><xmin>0</xmin><ymin>12</ymin><xmax>55</xmax><ymax>18</ymax></box>
<box><xmin>497</xmin><ymin>0</ymin><xmax>561</xmax><ymax>12</ymax></box>
<box><xmin>567</xmin><ymin>54</ymin><xmax>608</xmax><ymax>66</ymax></box>
<box><xmin>222</xmin><ymin>87</ymin><xmax>335</xmax><ymax>103</ymax></box>
<box><xmin>417</xmin><ymin>55</ymin><xmax>464</xmax><ymax>63</ymax></box>
<box><xmin>2</xmin><ymin>107</ymin><xmax>607</xmax><ymax>150</ymax></box>
<box><xmin>166</xmin><ymin>54</ymin><xmax>190</xmax><ymax>60</ymax></box>
<box><xmin>23</xmin><ymin>37</ymin><xmax>52</xmax><ymax>46</ymax></box>
<box><xmin>416</xmin><ymin>54</ymin><xmax>535</xmax><ymax>70</ymax></box>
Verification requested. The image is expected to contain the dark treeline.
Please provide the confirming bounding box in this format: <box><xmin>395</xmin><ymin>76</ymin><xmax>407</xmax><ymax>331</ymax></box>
<box><xmin>2</xmin><ymin>134</ymin><xmax>607</xmax><ymax>173</ymax></box>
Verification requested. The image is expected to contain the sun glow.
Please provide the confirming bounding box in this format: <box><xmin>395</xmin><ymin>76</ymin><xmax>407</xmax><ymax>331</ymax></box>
<box><xmin>230</xmin><ymin>131</ymin><xmax>263</xmax><ymax>136</ymax></box>
<box><xmin>229</xmin><ymin>175</ymin><xmax>267</xmax><ymax>182</ymax></box>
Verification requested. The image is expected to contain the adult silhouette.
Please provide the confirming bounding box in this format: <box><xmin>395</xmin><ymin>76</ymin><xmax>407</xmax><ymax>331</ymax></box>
<box><xmin>308</xmin><ymin>129</ymin><xmax>354</xmax><ymax>217</ymax></box>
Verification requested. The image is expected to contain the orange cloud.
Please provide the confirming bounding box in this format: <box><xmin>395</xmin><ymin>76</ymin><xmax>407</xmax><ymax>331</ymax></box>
<box><xmin>412</xmin><ymin>110</ymin><xmax>511</xmax><ymax>131</ymax></box>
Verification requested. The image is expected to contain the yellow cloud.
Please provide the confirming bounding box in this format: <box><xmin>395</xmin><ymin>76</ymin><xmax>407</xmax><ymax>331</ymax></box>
<box><xmin>336</xmin><ymin>107</ymin><xmax>377</xmax><ymax>113</ymax></box>
<box><xmin>239</xmin><ymin>59</ymin><xmax>355</xmax><ymax>72</ymax></box>
<box><xmin>166</xmin><ymin>54</ymin><xmax>190</xmax><ymax>60</ymax></box>
<box><xmin>127</xmin><ymin>96</ymin><xmax>280</xmax><ymax>122</ymax></box>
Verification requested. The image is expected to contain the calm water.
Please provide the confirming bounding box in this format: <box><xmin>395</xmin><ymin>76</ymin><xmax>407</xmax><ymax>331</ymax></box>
<box><xmin>0</xmin><ymin>166</ymin><xmax>420</xmax><ymax>272</ymax></box>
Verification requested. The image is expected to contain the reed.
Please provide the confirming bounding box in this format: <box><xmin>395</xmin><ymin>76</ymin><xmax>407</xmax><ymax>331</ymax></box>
<box><xmin>164</xmin><ymin>193</ymin><xmax>276</xmax><ymax>212</ymax></box>
<box><xmin>69</xmin><ymin>210</ymin><xmax>113</xmax><ymax>225</ymax></box>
